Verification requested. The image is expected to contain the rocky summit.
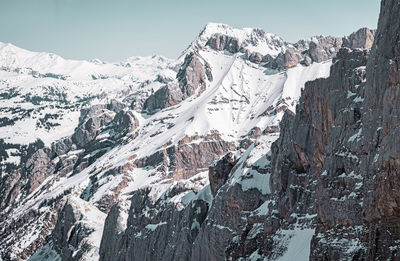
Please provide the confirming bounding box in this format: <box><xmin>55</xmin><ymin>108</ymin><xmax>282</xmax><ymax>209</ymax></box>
<box><xmin>0</xmin><ymin>0</ymin><xmax>399</xmax><ymax>260</ymax></box>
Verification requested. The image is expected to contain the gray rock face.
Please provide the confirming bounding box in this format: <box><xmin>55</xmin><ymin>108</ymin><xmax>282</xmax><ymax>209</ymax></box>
<box><xmin>248</xmin><ymin>52</ymin><xmax>263</xmax><ymax>64</ymax></box>
<box><xmin>111</xmin><ymin>110</ymin><xmax>139</xmax><ymax>138</ymax></box>
<box><xmin>177</xmin><ymin>53</ymin><xmax>213</xmax><ymax>98</ymax></box>
<box><xmin>310</xmin><ymin>1</ymin><xmax>400</xmax><ymax>260</ymax></box>
<box><xmin>308</xmin><ymin>36</ymin><xmax>343</xmax><ymax>63</ymax></box>
<box><xmin>209</xmin><ymin>152</ymin><xmax>237</xmax><ymax>196</ymax></box>
<box><xmin>271</xmin><ymin>48</ymin><xmax>303</xmax><ymax>70</ymax></box>
<box><xmin>205</xmin><ymin>29</ymin><xmax>374</xmax><ymax>71</ymax></box>
<box><xmin>191</xmin><ymin>145</ymin><xmax>272</xmax><ymax>261</ymax></box>
<box><xmin>343</xmin><ymin>27</ymin><xmax>376</xmax><ymax>49</ymax></box>
<box><xmin>51</xmin><ymin>202</ymin><xmax>83</xmax><ymax>260</ymax></box>
<box><xmin>50</xmin><ymin>137</ymin><xmax>73</xmax><ymax>158</ymax></box>
<box><xmin>247</xmin><ymin>30</ymin><xmax>375</xmax><ymax>71</ymax></box>
<box><xmin>142</xmin><ymin>84</ymin><xmax>183</xmax><ymax>114</ymax></box>
<box><xmin>72</xmin><ymin>105</ymin><xmax>114</xmax><ymax>148</ymax></box>
<box><xmin>143</xmin><ymin>53</ymin><xmax>213</xmax><ymax>114</ymax></box>
<box><xmin>98</xmin><ymin>202</ymin><xmax>127</xmax><ymax>261</ymax></box>
<box><xmin>206</xmin><ymin>33</ymin><xmax>240</xmax><ymax>53</ymax></box>
<box><xmin>106</xmin><ymin>99</ymin><xmax>125</xmax><ymax>114</ymax></box>
<box><xmin>0</xmin><ymin>139</ymin><xmax>53</xmax><ymax>211</ymax></box>
<box><xmin>34</xmin><ymin>198</ymin><xmax>105</xmax><ymax>261</ymax></box>
<box><xmin>66</xmin><ymin>104</ymin><xmax>139</xmax><ymax>176</ymax></box>
<box><xmin>272</xmin><ymin>47</ymin><xmax>368</xmax><ymax>213</ymax></box>
<box><xmin>25</xmin><ymin>148</ymin><xmax>55</xmax><ymax>193</ymax></box>
<box><xmin>203</xmin><ymin>27</ymin><xmax>287</xmax><ymax>58</ymax></box>
<box><xmin>99</xmin><ymin>173</ymin><xmax>211</xmax><ymax>261</ymax></box>
<box><xmin>282</xmin><ymin>48</ymin><xmax>303</xmax><ymax>68</ymax></box>
<box><xmin>0</xmin><ymin>168</ymin><xmax>21</xmax><ymax>210</ymax></box>
<box><xmin>134</xmin><ymin>134</ymin><xmax>236</xmax><ymax>180</ymax></box>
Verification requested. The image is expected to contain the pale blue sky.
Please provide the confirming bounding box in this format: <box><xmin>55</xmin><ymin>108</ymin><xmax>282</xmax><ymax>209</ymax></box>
<box><xmin>0</xmin><ymin>0</ymin><xmax>380</xmax><ymax>61</ymax></box>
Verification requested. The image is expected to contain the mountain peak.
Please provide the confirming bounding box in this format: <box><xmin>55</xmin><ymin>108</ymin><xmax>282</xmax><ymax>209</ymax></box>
<box><xmin>180</xmin><ymin>23</ymin><xmax>286</xmax><ymax>59</ymax></box>
<box><xmin>200</xmin><ymin>22</ymin><xmax>281</xmax><ymax>41</ymax></box>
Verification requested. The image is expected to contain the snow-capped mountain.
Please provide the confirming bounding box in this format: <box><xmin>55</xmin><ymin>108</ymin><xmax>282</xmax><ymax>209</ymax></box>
<box><xmin>181</xmin><ymin>22</ymin><xmax>288</xmax><ymax>58</ymax></box>
<box><xmin>0</xmin><ymin>20</ymin><xmax>379</xmax><ymax>261</ymax></box>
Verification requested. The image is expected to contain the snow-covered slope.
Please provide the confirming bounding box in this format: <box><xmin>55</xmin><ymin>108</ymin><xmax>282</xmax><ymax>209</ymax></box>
<box><xmin>0</xmin><ymin>42</ymin><xmax>177</xmax><ymax>145</ymax></box>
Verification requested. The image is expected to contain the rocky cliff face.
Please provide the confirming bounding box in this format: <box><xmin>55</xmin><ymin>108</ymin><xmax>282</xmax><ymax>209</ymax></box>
<box><xmin>221</xmin><ymin>0</ymin><xmax>397</xmax><ymax>260</ymax></box>
<box><xmin>311</xmin><ymin>0</ymin><xmax>400</xmax><ymax>259</ymax></box>
<box><xmin>142</xmin><ymin>52</ymin><xmax>213</xmax><ymax>114</ymax></box>
<box><xmin>0</xmin><ymin>10</ymin><xmax>385</xmax><ymax>261</ymax></box>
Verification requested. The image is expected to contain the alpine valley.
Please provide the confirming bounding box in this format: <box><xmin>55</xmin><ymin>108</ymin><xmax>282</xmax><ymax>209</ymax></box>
<box><xmin>1</xmin><ymin>0</ymin><xmax>400</xmax><ymax>260</ymax></box>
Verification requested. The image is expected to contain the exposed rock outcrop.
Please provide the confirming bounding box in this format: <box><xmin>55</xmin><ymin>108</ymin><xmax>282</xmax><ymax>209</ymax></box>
<box><xmin>209</xmin><ymin>152</ymin><xmax>237</xmax><ymax>196</ymax></box>
<box><xmin>99</xmin><ymin>174</ymin><xmax>211</xmax><ymax>261</ymax></box>
<box><xmin>142</xmin><ymin>84</ymin><xmax>183</xmax><ymax>114</ymax></box>
<box><xmin>98</xmin><ymin>202</ymin><xmax>129</xmax><ymax>261</ymax></box>
<box><xmin>0</xmin><ymin>139</ymin><xmax>52</xmax><ymax>211</ymax></box>
<box><xmin>33</xmin><ymin>198</ymin><xmax>106</xmax><ymax>261</ymax></box>
<box><xmin>263</xmin><ymin>29</ymin><xmax>374</xmax><ymax>70</ymax></box>
<box><xmin>134</xmin><ymin>134</ymin><xmax>236</xmax><ymax>180</ymax></box>
<box><xmin>72</xmin><ymin>105</ymin><xmax>115</xmax><ymax>148</ymax></box>
<box><xmin>343</xmin><ymin>27</ymin><xmax>376</xmax><ymax>49</ymax></box>
<box><xmin>206</xmin><ymin>33</ymin><xmax>240</xmax><ymax>53</ymax></box>
<box><xmin>205</xmin><ymin>29</ymin><xmax>375</xmax><ymax>72</ymax></box>
<box><xmin>191</xmin><ymin>141</ymin><xmax>273</xmax><ymax>261</ymax></box>
<box><xmin>271</xmin><ymin>48</ymin><xmax>303</xmax><ymax>70</ymax></box>
<box><xmin>311</xmin><ymin>0</ymin><xmax>400</xmax><ymax>259</ymax></box>
<box><xmin>143</xmin><ymin>53</ymin><xmax>213</xmax><ymax>114</ymax></box>
<box><xmin>177</xmin><ymin>53</ymin><xmax>213</xmax><ymax>98</ymax></box>
<box><xmin>248</xmin><ymin>51</ymin><xmax>263</xmax><ymax>64</ymax></box>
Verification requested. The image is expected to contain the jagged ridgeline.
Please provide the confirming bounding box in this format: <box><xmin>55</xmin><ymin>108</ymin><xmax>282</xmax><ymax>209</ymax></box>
<box><xmin>0</xmin><ymin>0</ymin><xmax>397</xmax><ymax>259</ymax></box>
